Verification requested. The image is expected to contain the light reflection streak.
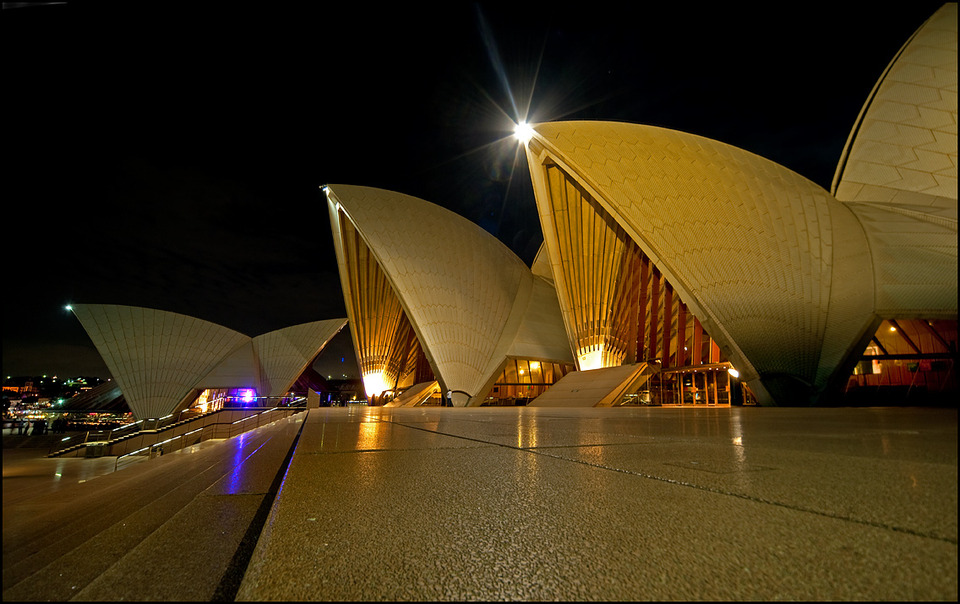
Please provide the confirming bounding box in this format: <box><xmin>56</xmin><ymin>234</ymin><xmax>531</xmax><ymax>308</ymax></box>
<box><xmin>516</xmin><ymin>412</ymin><xmax>526</xmax><ymax>449</ymax></box>
<box><xmin>51</xmin><ymin>458</ymin><xmax>68</xmax><ymax>481</ymax></box>
<box><xmin>225</xmin><ymin>432</ymin><xmax>271</xmax><ymax>495</ymax></box>
<box><xmin>352</xmin><ymin>419</ymin><xmax>387</xmax><ymax>495</ymax></box>
<box><xmin>357</xmin><ymin>421</ymin><xmax>383</xmax><ymax>450</ymax></box>
<box><xmin>730</xmin><ymin>411</ymin><xmax>748</xmax><ymax>478</ymax></box>
<box><xmin>515</xmin><ymin>410</ymin><xmax>540</xmax><ymax>449</ymax></box>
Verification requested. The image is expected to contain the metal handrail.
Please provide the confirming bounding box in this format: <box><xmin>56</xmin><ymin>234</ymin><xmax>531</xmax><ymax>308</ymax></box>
<box><xmin>115</xmin><ymin>423</ymin><xmax>210</xmax><ymax>471</ymax></box>
<box><xmin>47</xmin><ymin>431</ymin><xmax>89</xmax><ymax>455</ymax></box>
<box><xmin>112</xmin><ymin>406</ymin><xmax>305</xmax><ymax>471</ymax></box>
<box><xmin>50</xmin><ymin>399</ymin><xmax>307</xmax><ymax>459</ymax></box>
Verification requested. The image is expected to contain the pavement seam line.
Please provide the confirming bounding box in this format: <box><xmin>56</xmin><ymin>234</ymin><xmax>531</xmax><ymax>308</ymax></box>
<box><xmin>384</xmin><ymin>418</ymin><xmax>958</xmax><ymax>546</ymax></box>
<box><xmin>210</xmin><ymin>417</ymin><xmax>306</xmax><ymax>602</ymax></box>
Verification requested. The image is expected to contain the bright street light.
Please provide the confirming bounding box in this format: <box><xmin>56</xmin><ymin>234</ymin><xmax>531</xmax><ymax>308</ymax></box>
<box><xmin>514</xmin><ymin>121</ymin><xmax>534</xmax><ymax>144</ymax></box>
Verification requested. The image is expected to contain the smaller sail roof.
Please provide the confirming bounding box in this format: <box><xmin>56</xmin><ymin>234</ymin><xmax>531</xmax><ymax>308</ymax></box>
<box><xmin>71</xmin><ymin>303</ymin><xmax>345</xmax><ymax>419</ymax></box>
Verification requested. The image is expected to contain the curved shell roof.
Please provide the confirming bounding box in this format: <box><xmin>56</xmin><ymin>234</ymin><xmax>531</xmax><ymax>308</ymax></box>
<box><xmin>71</xmin><ymin>303</ymin><xmax>345</xmax><ymax>419</ymax></box>
<box><xmin>523</xmin><ymin>120</ymin><xmax>875</xmax><ymax>401</ymax></box>
<box><xmin>253</xmin><ymin>321</ymin><xmax>346</xmax><ymax>397</ymax></box>
<box><xmin>833</xmin><ymin>2</ymin><xmax>957</xmax><ymax>209</ymax></box>
<box><xmin>325</xmin><ymin>185</ymin><xmax>570</xmax><ymax>403</ymax></box>
<box><xmin>833</xmin><ymin>3</ymin><xmax>957</xmax><ymax>318</ymax></box>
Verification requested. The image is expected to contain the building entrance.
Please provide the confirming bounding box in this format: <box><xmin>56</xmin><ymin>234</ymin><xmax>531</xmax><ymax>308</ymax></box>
<box><xmin>654</xmin><ymin>363</ymin><xmax>735</xmax><ymax>406</ymax></box>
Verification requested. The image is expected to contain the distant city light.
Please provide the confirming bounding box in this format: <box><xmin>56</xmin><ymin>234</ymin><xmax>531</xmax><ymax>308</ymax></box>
<box><xmin>514</xmin><ymin>121</ymin><xmax>534</xmax><ymax>144</ymax></box>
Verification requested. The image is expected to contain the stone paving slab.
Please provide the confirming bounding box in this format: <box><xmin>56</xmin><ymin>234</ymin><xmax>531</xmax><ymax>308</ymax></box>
<box><xmin>237</xmin><ymin>406</ymin><xmax>957</xmax><ymax>601</ymax></box>
<box><xmin>3</xmin><ymin>406</ymin><xmax>956</xmax><ymax>601</ymax></box>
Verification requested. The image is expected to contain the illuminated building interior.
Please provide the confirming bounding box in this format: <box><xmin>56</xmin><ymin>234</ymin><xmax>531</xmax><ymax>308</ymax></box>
<box><xmin>190</xmin><ymin>388</ymin><xmax>227</xmax><ymax>415</ymax></box>
<box><xmin>180</xmin><ymin>387</ymin><xmax>263</xmax><ymax>417</ymax></box>
<box><xmin>482</xmin><ymin>358</ymin><xmax>576</xmax><ymax>405</ymax></box>
<box><xmin>850</xmin><ymin>319</ymin><xmax>957</xmax><ymax>396</ymax></box>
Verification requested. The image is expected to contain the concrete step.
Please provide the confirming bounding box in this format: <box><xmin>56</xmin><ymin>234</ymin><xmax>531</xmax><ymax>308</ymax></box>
<box><xmin>1</xmin><ymin>415</ymin><xmax>303</xmax><ymax>601</ymax></box>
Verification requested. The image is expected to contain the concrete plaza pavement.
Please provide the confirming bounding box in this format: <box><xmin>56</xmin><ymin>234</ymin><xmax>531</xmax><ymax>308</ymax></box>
<box><xmin>3</xmin><ymin>405</ymin><xmax>957</xmax><ymax>601</ymax></box>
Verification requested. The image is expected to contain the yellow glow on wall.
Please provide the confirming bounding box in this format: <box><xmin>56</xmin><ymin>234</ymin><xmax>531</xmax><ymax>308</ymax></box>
<box><xmin>362</xmin><ymin>371</ymin><xmax>391</xmax><ymax>398</ymax></box>
<box><xmin>577</xmin><ymin>348</ymin><xmax>605</xmax><ymax>371</ymax></box>
<box><xmin>195</xmin><ymin>389</ymin><xmax>213</xmax><ymax>413</ymax></box>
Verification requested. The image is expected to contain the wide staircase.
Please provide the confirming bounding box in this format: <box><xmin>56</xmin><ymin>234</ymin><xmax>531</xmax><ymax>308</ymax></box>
<box><xmin>45</xmin><ymin>404</ymin><xmax>306</xmax><ymax>461</ymax></box>
<box><xmin>2</xmin><ymin>409</ymin><xmax>306</xmax><ymax>601</ymax></box>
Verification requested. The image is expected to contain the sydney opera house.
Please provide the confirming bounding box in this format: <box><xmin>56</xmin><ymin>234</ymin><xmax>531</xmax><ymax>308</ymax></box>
<box><xmin>70</xmin><ymin>3</ymin><xmax>956</xmax><ymax>418</ymax></box>
<box><xmin>68</xmin><ymin>304</ymin><xmax>346</xmax><ymax>421</ymax></box>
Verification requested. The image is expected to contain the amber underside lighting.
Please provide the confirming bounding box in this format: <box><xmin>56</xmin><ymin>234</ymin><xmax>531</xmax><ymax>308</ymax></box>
<box><xmin>339</xmin><ymin>211</ymin><xmax>434</xmax><ymax>397</ymax></box>
<box><xmin>542</xmin><ymin>164</ymin><xmax>724</xmax><ymax>372</ymax></box>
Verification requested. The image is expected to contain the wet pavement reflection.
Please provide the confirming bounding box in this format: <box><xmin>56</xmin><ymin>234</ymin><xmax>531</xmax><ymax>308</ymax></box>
<box><xmin>235</xmin><ymin>405</ymin><xmax>956</xmax><ymax>601</ymax></box>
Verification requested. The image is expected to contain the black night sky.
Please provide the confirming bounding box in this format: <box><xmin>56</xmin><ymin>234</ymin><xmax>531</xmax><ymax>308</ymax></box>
<box><xmin>2</xmin><ymin>1</ymin><xmax>949</xmax><ymax>379</ymax></box>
